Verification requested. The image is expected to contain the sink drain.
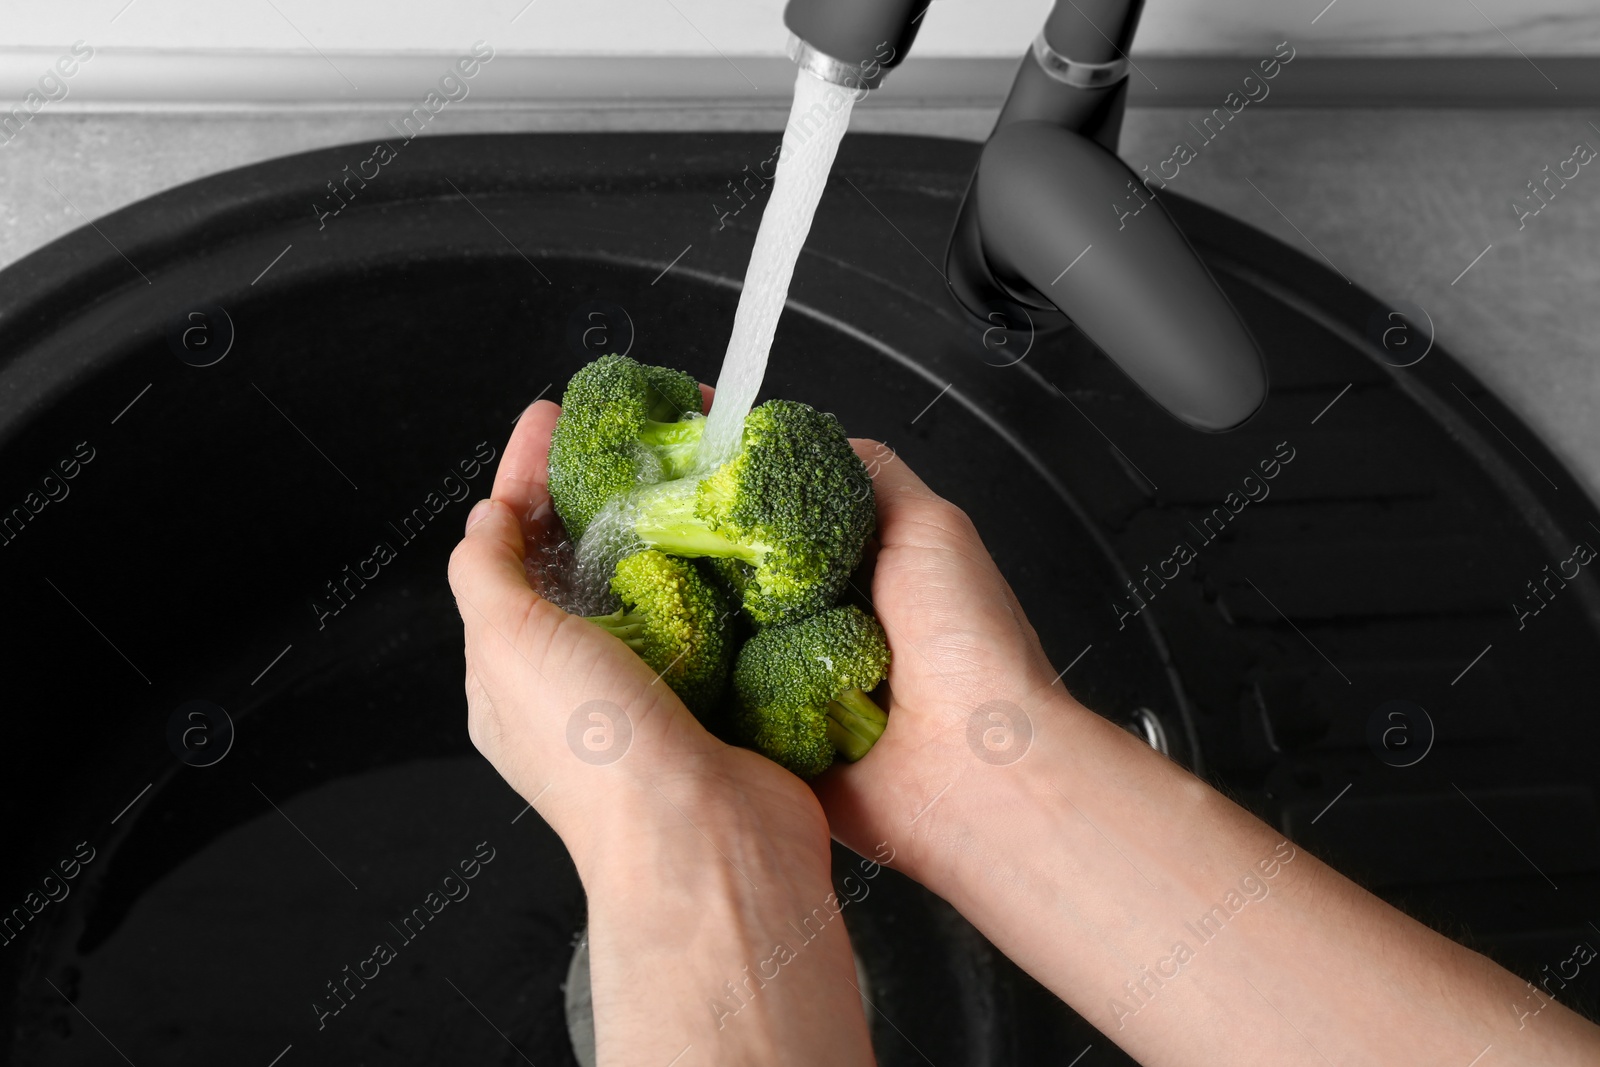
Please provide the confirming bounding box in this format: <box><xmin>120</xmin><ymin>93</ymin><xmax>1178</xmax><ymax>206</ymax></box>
<box><xmin>563</xmin><ymin>933</ymin><xmax>597</xmax><ymax>1067</ymax></box>
<box><xmin>1122</xmin><ymin>706</ymin><xmax>1172</xmax><ymax>757</ymax></box>
<box><xmin>562</xmin><ymin>926</ymin><xmax>875</xmax><ymax>1065</ymax></box>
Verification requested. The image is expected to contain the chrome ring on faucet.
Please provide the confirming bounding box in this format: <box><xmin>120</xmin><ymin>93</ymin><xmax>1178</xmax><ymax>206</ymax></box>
<box><xmin>786</xmin><ymin>33</ymin><xmax>880</xmax><ymax>97</ymax></box>
<box><xmin>1031</xmin><ymin>31</ymin><xmax>1129</xmax><ymax>89</ymax></box>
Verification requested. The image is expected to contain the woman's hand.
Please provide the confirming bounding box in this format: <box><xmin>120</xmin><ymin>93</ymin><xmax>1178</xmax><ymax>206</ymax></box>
<box><xmin>815</xmin><ymin>441</ymin><xmax>1093</xmax><ymax>881</ymax></box>
<box><xmin>448</xmin><ymin>398</ymin><xmax>828</xmax><ymax>874</ymax></box>
<box><xmin>448</xmin><ymin>399</ymin><xmax>875</xmax><ymax>1066</ymax></box>
<box><xmin>816</xmin><ymin>445</ymin><xmax>1600</xmax><ymax>1067</ymax></box>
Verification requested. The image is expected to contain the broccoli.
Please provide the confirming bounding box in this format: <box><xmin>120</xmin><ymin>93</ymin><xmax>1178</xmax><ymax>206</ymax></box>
<box><xmin>547</xmin><ymin>354</ymin><xmax>705</xmax><ymax>540</ymax></box>
<box><xmin>585</xmin><ymin>549</ymin><xmax>733</xmax><ymax>717</ymax></box>
<box><xmin>729</xmin><ymin>605</ymin><xmax>891</xmax><ymax>778</ymax></box>
<box><xmin>698</xmin><ymin>556</ymin><xmax>755</xmax><ymax>606</ymax></box>
<box><xmin>629</xmin><ymin>399</ymin><xmax>875</xmax><ymax>627</ymax></box>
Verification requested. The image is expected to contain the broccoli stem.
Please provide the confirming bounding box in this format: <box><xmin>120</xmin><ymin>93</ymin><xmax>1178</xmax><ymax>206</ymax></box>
<box><xmin>825</xmin><ymin>688</ymin><xmax>888</xmax><ymax>762</ymax></box>
<box><xmin>637</xmin><ymin>419</ymin><xmax>704</xmax><ymax>480</ymax></box>
<box><xmin>585</xmin><ymin>609</ymin><xmax>649</xmax><ymax>652</ymax></box>
<box><xmin>633</xmin><ymin>482</ymin><xmax>765</xmax><ymax>564</ymax></box>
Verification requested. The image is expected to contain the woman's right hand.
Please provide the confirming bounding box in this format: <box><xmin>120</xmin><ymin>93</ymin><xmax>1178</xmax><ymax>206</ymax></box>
<box><xmin>815</xmin><ymin>441</ymin><xmax>1109</xmax><ymax>881</ymax></box>
<box><xmin>818</xmin><ymin>445</ymin><xmax>1600</xmax><ymax>1067</ymax></box>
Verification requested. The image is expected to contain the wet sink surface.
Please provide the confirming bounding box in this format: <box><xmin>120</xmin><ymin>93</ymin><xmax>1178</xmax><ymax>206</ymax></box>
<box><xmin>1</xmin><ymin>132</ymin><xmax>1597</xmax><ymax>1063</ymax></box>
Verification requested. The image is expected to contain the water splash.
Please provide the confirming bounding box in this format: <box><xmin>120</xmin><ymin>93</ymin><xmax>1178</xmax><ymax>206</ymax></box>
<box><xmin>547</xmin><ymin>497</ymin><xmax>644</xmax><ymax>617</ymax></box>
<box><xmin>696</xmin><ymin>69</ymin><xmax>860</xmax><ymax>469</ymax></box>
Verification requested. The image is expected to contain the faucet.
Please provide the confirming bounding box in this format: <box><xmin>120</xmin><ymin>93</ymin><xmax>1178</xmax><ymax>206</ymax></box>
<box><xmin>783</xmin><ymin>0</ymin><xmax>1268</xmax><ymax>432</ymax></box>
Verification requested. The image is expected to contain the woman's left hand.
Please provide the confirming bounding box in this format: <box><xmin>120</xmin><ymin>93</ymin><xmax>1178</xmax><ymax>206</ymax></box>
<box><xmin>447</xmin><ymin>397</ymin><xmax>875</xmax><ymax>1066</ymax></box>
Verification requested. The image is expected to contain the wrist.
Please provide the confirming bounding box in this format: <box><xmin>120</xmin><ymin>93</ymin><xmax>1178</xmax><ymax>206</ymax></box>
<box><xmin>567</xmin><ymin>762</ymin><xmax>834</xmax><ymax>902</ymax></box>
<box><xmin>889</xmin><ymin>690</ymin><xmax>1110</xmax><ymax>895</ymax></box>
<box><xmin>572</xmin><ymin>767</ymin><xmax>873</xmax><ymax>1065</ymax></box>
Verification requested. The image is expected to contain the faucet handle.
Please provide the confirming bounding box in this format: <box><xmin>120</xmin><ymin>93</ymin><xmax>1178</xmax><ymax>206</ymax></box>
<box><xmin>968</xmin><ymin>122</ymin><xmax>1267</xmax><ymax>432</ymax></box>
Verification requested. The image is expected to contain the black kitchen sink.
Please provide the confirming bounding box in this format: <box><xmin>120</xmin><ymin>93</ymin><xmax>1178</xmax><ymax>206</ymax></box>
<box><xmin>1</xmin><ymin>132</ymin><xmax>1596</xmax><ymax>1065</ymax></box>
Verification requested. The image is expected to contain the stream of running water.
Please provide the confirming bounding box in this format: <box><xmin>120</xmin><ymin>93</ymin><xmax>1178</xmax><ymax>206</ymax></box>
<box><xmin>558</xmin><ymin>69</ymin><xmax>859</xmax><ymax>611</ymax></box>
<box><xmin>694</xmin><ymin>67</ymin><xmax>859</xmax><ymax>468</ymax></box>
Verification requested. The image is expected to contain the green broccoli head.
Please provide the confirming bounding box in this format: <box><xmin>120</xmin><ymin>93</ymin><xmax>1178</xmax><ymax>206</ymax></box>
<box><xmin>585</xmin><ymin>549</ymin><xmax>734</xmax><ymax>717</ymax></box>
<box><xmin>698</xmin><ymin>556</ymin><xmax>755</xmax><ymax>606</ymax></box>
<box><xmin>547</xmin><ymin>354</ymin><xmax>705</xmax><ymax>540</ymax></box>
<box><xmin>631</xmin><ymin>399</ymin><xmax>876</xmax><ymax>627</ymax></box>
<box><xmin>730</xmin><ymin>605</ymin><xmax>891</xmax><ymax>778</ymax></box>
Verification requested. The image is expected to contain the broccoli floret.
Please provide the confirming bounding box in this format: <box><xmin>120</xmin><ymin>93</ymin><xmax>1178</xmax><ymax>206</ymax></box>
<box><xmin>585</xmin><ymin>549</ymin><xmax>733</xmax><ymax>717</ymax></box>
<box><xmin>699</xmin><ymin>556</ymin><xmax>755</xmax><ymax>604</ymax></box>
<box><xmin>630</xmin><ymin>399</ymin><xmax>875</xmax><ymax>627</ymax></box>
<box><xmin>730</xmin><ymin>605</ymin><xmax>891</xmax><ymax>778</ymax></box>
<box><xmin>547</xmin><ymin>355</ymin><xmax>705</xmax><ymax>540</ymax></box>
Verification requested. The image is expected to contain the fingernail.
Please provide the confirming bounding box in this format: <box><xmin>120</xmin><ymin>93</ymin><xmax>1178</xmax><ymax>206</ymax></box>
<box><xmin>465</xmin><ymin>499</ymin><xmax>493</xmax><ymax>533</ymax></box>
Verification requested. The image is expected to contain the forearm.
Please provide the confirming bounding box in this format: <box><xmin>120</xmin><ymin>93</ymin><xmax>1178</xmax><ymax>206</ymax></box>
<box><xmin>898</xmin><ymin>694</ymin><xmax>1600</xmax><ymax>1066</ymax></box>
<box><xmin>576</xmin><ymin>776</ymin><xmax>875</xmax><ymax>1066</ymax></box>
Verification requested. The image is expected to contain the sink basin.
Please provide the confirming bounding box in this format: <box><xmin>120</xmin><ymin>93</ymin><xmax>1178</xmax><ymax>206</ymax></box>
<box><xmin>2</xmin><ymin>131</ymin><xmax>1597</xmax><ymax>1063</ymax></box>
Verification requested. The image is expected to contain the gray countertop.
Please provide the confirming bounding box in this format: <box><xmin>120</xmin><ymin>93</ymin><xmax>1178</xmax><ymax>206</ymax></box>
<box><xmin>2</xmin><ymin>105</ymin><xmax>1596</xmax><ymax>504</ymax></box>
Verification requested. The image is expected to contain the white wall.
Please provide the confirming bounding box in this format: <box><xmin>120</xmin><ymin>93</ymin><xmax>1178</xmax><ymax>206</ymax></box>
<box><xmin>0</xmin><ymin>0</ymin><xmax>1595</xmax><ymax>56</ymax></box>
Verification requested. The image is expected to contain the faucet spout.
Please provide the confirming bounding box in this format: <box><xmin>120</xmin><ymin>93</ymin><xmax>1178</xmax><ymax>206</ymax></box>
<box><xmin>782</xmin><ymin>0</ymin><xmax>930</xmax><ymax>91</ymax></box>
<box><xmin>778</xmin><ymin>0</ymin><xmax>1266</xmax><ymax>430</ymax></box>
<box><xmin>958</xmin><ymin>122</ymin><xmax>1267</xmax><ymax>432</ymax></box>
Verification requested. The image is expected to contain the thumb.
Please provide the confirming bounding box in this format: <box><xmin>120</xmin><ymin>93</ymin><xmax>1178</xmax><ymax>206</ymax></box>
<box><xmin>448</xmin><ymin>498</ymin><xmax>558</xmax><ymax>640</ymax></box>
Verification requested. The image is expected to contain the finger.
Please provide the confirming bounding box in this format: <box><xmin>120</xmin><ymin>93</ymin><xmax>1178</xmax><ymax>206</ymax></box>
<box><xmin>448</xmin><ymin>498</ymin><xmax>563</xmax><ymax>644</ymax></box>
<box><xmin>849</xmin><ymin>437</ymin><xmax>1011</xmax><ymax>596</ymax></box>
<box><xmin>808</xmin><ymin>768</ymin><xmax>880</xmax><ymax>858</ymax></box>
<box><xmin>492</xmin><ymin>399</ymin><xmax>562</xmax><ymax>543</ymax></box>
<box><xmin>850</xmin><ymin>438</ymin><xmax>936</xmax><ymax>498</ymax></box>
<box><xmin>848</xmin><ymin>438</ymin><xmax>964</xmax><ymax>535</ymax></box>
<box><xmin>848</xmin><ymin>439</ymin><xmax>1038</xmax><ymax>655</ymax></box>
